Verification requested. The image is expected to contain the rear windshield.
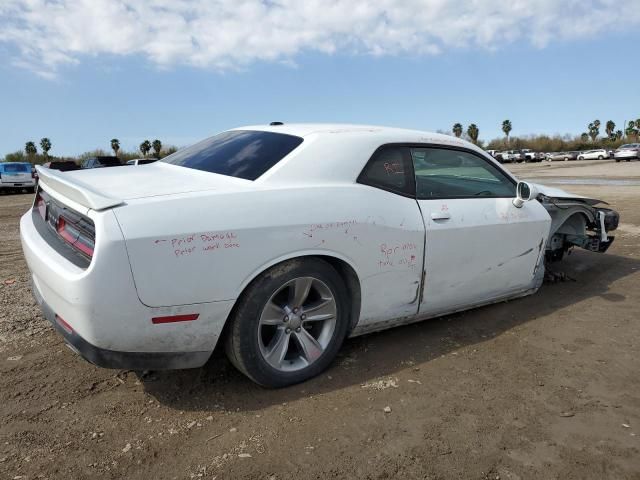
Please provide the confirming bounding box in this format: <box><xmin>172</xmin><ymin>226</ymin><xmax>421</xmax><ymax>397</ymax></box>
<box><xmin>2</xmin><ymin>163</ymin><xmax>30</xmax><ymax>173</ymax></box>
<box><xmin>161</xmin><ymin>130</ymin><xmax>304</xmax><ymax>180</ymax></box>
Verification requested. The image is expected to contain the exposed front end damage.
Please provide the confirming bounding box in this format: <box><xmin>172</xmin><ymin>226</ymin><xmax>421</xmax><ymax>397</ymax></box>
<box><xmin>532</xmin><ymin>184</ymin><xmax>620</xmax><ymax>262</ymax></box>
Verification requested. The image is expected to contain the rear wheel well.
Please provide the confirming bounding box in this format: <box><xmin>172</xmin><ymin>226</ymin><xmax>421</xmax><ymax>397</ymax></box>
<box><xmin>216</xmin><ymin>255</ymin><xmax>362</xmax><ymax>353</ymax></box>
<box><xmin>316</xmin><ymin>255</ymin><xmax>362</xmax><ymax>333</ymax></box>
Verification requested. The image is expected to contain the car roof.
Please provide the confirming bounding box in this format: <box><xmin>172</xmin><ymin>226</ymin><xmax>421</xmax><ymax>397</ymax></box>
<box><xmin>227</xmin><ymin>123</ymin><xmax>495</xmax><ymax>185</ymax></box>
<box><xmin>232</xmin><ymin>123</ymin><xmax>458</xmax><ymax>142</ymax></box>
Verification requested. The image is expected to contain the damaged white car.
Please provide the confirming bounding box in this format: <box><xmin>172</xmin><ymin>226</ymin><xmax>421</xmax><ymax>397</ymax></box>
<box><xmin>20</xmin><ymin>124</ymin><xmax>619</xmax><ymax>387</ymax></box>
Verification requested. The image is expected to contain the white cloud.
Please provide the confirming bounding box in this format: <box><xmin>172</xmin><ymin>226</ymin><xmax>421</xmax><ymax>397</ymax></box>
<box><xmin>1</xmin><ymin>0</ymin><xmax>638</xmax><ymax>78</ymax></box>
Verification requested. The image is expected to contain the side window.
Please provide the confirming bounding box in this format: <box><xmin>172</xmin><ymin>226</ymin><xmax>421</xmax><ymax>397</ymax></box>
<box><xmin>357</xmin><ymin>146</ymin><xmax>414</xmax><ymax>197</ymax></box>
<box><xmin>411</xmin><ymin>148</ymin><xmax>516</xmax><ymax>199</ymax></box>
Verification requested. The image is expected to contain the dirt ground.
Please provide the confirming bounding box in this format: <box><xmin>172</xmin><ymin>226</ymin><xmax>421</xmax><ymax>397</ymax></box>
<box><xmin>1</xmin><ymin>160</ymin><xmax>639</xmax><ymax>480</ymax></box>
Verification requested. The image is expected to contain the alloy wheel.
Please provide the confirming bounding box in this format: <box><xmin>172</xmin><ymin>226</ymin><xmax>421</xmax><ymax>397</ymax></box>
<box><xmin>257</xmin><ymin>277</ymin><xmax>337</xmax><ymax>372</ymax></box>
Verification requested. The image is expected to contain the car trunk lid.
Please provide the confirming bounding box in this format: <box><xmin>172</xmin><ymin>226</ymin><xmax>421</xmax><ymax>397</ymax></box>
<box><xmin>36</xmin><ymin>163</ymin><xmax>251</xmax><ymax>211</ymax></box>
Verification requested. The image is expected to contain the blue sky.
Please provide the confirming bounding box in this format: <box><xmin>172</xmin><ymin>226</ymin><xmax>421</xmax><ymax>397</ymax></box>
<box><xmin>1</xmin><ymin>0</ymin><xmax>639</xmax><ymax>158</ymax></box>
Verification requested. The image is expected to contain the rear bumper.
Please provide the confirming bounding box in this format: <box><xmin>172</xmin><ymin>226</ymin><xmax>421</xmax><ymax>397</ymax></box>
<box><xmin>0</xmin><ymin>180</ymin><xmax>36</xmax><ymax>189</ymax></box>
<box><xmin>32</xmin><ymin>283</ymin><xmax>210</xmax><ymax>370</ymax></box>
<box><xmin>21</xmin><ymin>206</ymin><xmax>236</xmax><ymax>370</ymax></box>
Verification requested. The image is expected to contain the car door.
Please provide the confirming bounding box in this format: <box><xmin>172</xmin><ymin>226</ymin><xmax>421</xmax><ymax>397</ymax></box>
<box><xmin>410</xmin><ymin>146</ymin><xmax>551</xmax><ymax>316</ymax></box>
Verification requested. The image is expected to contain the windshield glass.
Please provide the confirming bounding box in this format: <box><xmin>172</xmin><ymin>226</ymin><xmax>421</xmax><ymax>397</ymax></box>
<box><xmin>161</xmin><ymin>130</ymin><xmax>304</xmax><ymax>180</ymax></box>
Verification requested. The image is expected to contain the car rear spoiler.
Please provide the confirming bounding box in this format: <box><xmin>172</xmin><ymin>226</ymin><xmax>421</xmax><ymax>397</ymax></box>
<box><xmin>35</xmin><ymin>166</ymin><xmax>124</xmax><ymax>211</ymax></box>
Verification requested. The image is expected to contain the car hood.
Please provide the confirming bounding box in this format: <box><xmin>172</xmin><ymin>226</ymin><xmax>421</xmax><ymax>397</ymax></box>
<box><xmin>531</xmin><ymin>182</ymin><xmax>606</xmax><ymax>206</ymax></box>
<box><xmin>37</xmin><ymin>163</ymin><xmax>251</xmax><ymax>210</ymax></box>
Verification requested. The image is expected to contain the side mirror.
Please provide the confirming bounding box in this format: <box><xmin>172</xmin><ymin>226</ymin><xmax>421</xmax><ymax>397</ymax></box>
<box><xmin>513</xmin><ymin>181</ymin><xmax>538</xmax><ymax>208</ymax></box>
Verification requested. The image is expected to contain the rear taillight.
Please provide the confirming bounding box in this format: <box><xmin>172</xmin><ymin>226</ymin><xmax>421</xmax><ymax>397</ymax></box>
<box><xmin>56</xmin><ymin>216</ymin><xmax>95</xmax><ymax>258</ymax></box>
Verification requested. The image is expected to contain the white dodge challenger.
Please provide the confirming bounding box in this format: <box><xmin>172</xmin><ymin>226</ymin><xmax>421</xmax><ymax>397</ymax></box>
<box><xmin>20</xmin><ymin>124</ymin><xmax>619</xmax><ymax>387</ymax></box>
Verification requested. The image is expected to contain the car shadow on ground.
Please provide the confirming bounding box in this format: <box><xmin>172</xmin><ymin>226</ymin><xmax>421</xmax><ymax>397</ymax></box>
<box><xmin>141</xmin><ymin>250</ymin><xmax>639</xmax><ymax>412</ymax></box>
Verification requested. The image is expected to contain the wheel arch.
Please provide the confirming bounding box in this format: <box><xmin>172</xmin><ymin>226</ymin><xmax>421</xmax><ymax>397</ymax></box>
<box><xmin>218</xmin><ymin>252</ymin><xmax>363</xmax><ymax>347</ymax></box>
<box><xmin>549</xmin><ymin>206</ymin><xmax>595</xmax><ymax>237</ymax></box>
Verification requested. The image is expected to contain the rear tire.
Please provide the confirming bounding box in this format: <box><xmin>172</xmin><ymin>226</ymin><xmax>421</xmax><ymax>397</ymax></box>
<box><xmin>225</xmin><ymin>258</ymin><xmax>350</xmax><ymax>388</ymax></box>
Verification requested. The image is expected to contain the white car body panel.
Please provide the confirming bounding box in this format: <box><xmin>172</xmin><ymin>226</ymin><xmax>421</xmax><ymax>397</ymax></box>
<box><xmin>417</xmin><ymin>197</ymin><xmax>549</xmax><ymax>316</ymax></box>
<box><xmin>19</xmin><ymin>124</ymin><xmax>617</xmax><ymax>370</ymax></box>
<box><xmin>20</xmin><ymin>192</ymin><xmax>235</xmax><ymax>355</ymax></box>
<box><xmin>114</xmin><ymin>185</ymin><xmax>425</xmax><ymax>323</ymax></box>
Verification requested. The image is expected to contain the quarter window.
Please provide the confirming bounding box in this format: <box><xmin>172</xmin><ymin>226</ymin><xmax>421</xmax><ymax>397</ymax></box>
<box><xmin>411</xmin><ymin>148</ymin><xmax>515</xmax><ymax>199</ymax></box>
<box><xmin>357</xmin><ymin>146</ymin><xmax>414</xmax><ymax>196</ymax></box>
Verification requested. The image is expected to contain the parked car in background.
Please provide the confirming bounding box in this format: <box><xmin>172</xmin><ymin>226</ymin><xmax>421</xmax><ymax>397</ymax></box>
<box><xmin>547</xmin><ymin>151</ymin><xmax>578</xmax><ymax>161</ymax></box>
<box><xmin>494</xmin><ymin>152</ymin><xmax>508</xmax><ymax>163</ymax></box>
<box><xmin>577</xmin><ymin>149</ymin><xmax>609</xmax><ymax>160</ymax></box>
<box><xmin>43</xmin><ymin>161</ymin><xmax>81</xmax><ymax>172</ymax></box>
<box><xmin>126</xmin><ymin>158</ymin><xmax>158</xmax><ymax>166</ymax></box>
<box><xmin>81</xmin><ymin>156</ymin><xmax>122</xmax><ymax>169</ymax></box>
<box><xmin>521</xmin><ymin>149</ymin><xmax>544</xmax><ymax>162</ymax></box>
<box><xmin>614</xmin><ymin>144</ymin><xmax>640</xmax><ymax>162</ymax></box>
<box><xmin>22</xmin><ymin>124</ymin><xmax>619</xmax><ymax>387</ymax></box>
<box><xmin>0</xmin><ymin>162</ymin><xmax>36</xmax><ymax>193</ymax></box>
<box><xmin>507</xmin><ymin>150</ymin><xmax>523</xmax><ymax>162</ymax></box>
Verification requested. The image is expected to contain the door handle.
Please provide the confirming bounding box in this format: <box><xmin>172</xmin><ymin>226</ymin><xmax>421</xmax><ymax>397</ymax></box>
<box><xmin>431</xmin><ymin>211</ymin><xmax>451</xmax><ymax>221</ymax></box>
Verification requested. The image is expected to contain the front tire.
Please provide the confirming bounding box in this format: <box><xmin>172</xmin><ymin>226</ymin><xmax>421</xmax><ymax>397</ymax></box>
<box><xmin>225</xmin><ymin>258</ymin><xmax>350</xmax><ymax>387</ymax></box>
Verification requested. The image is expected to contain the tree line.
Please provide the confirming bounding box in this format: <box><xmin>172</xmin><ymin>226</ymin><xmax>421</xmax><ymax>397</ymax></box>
<box><xmin>451</xmin><ymin>118</ymin><xmax>640</xmax><ymax>152</ymax></box>
<box><xmin>3</xmin><ymin>138</ymin><xmax>177</xmax><ymax>165</ymax></box>
<box><xmin>4</xmin><ymin>117</ymin><xmax>640</xmax><ymax>164</ymax></box>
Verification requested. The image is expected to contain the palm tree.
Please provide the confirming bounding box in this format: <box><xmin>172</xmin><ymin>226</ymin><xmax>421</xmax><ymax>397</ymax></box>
<box><xmin>39</xmin><ymin>138</ymin><xmax>52</xmax><ymax>159</ymax></box>
<box><xmin>588</xmin><ymin>120</ymin><xmax>600</xmax><ymax>142</ymax></box>
<box><xmin>452</xmin><ymin>123</ymin><xmax>463</xmax><ymax>138</ymax></box>
<box><xmin>625</xmin><ymin>121</ymin><xmax>636</xmax><ymax>140</ymax></box>
<box><xmin>467</xmin><ymin>124</ymin><xmax>479</xmax><ymax>144</ymax></box>
<box><xmin>111</xmin><ymin>138</ymin><xmax>120</xmax><ymax>157</ymax></box>
<box><xmin>580</xmin><ymin>133</ymin><xmax>589</xmax><ymax>142</ymax></box>
<box><xmin>25</xmin><ymin>141</ymin><xmax>37</xmax><ymax>162</ymax></box>
<box><xmin>605</xmin><ymin>120</ymin><xmax>616</xmax><ymax>138</ymax></box>
<box><xmin>139</xmin><ymin>140</ymin><xmax>152</xmax><ymax>157</ymax></box>
<box><xmin>501</xmin><ymin>120</ymin><xmax>512</xmax><ymax>143</ymax></box>
<box><xmin>152</xmin><ymin>139</ymin><xmax>162</xmax><ymax>159</ymax></box>
<box><xmin>615</xmin><ymin>130</ymin><xmax>623</xmax><ymax>140</ymax></box>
